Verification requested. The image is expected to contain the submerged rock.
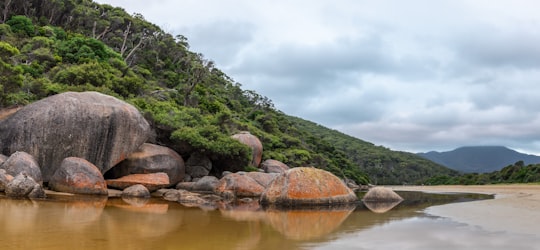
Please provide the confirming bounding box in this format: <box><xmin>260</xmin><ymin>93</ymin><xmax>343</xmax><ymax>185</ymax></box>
<box><xmin>260</xmin><ymin>167</ymin><xmax>358</xmax><ymax>206</ymax></box>
<box><xmin>49</xmin><ymin>157</ymin><xmax>107</xmax><ymax>195</ymax></box>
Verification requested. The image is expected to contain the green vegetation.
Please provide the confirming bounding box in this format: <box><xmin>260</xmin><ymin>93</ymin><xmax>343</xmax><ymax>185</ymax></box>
<box><xmin>425</xmin><ymin>161</ymin><xmax>540</xmax><ymax>185</ymax></box>
<box><xmin>0</xmin><ymin>0</ymin><xmax>462</xmax><ymax>184</ymax></box>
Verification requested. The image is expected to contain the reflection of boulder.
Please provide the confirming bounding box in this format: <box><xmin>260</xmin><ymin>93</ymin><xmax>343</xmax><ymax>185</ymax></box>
<box><xmin>219</xmin><ymin>200</ymin><xmax>265</xmax><ymax>222</ymax></box>
<box><xmin>103</xmin><ymin>199</ymin><xmax>182</xmax><ymax>240</ymax></box>
<box><xmin>58</xmin><ymin>195</ymin><xmax>107</xmax><ymax>228</ymax></box>
<box><xmin>0</xmin><ymin>198</ymin><xmax>39</xmax><ymax>234</ymax></box>
<box><xmin>362</xmin><ymin>187</ymin><xmax>403</xmax><ymax>202</ymax></box>
<box><xmin>108</xmin><ymin>198</ymin><xmax>169</xmax><ymax>214</ymax></box>
<box><xmin>265</xmin><ymin>206</ymin><xmax>355</xmax><ymax>240</ymax></box>
<box><xmin>363</xmin><ymin>200</ymin><xmax>402</xmax><ymax>213</ymax></box>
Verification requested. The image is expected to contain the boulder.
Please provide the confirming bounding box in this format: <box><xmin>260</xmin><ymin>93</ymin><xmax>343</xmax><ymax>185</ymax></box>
<box><xmin>193</xmin><ymin>176</ymin><xmax>220</xmax><ymax>192</ymax></box>
<box><xmin>362</xmin><ymin>187</ymin><xmax>403</xmax><ymax>202</ymax></box>
<box><xmin>0</xmin><ymin>169</ymin><xmax>13</xmax><ymax>191</ymax></box>
<box><xmin>122</xmin><ymin>184</ymin><xmax>151</xmax><ymax>198</ymax></box>
<box><xmin>215</xmin><ymin>172</ymin><xmax>266</xmax><ymax>197</ymax></box>
<box><xmin>260</xmin><ymin>167</ymin><xmax>358</xmax><ymax>206</ymax></box>
<box><xmin>246</xmin><ymin>172</ymin><xmax>278</xmax><ymax>188</ymax></box>
<box><xmin>1</xmin><ymin>151</ymin><xmax>43</xmax><ymax>185</ymax></box>
<box><xmin>0</xmin><ymin>91</ymin><xmax>150</xmax><ymax>182</ymax></box>
<box><xmin>48</xmin><ymin>157</ymin><xmax>107</xmax><ymax>195</ymax></box>
<box><xmin>185</xmin><ymin>152</ymin><xmax>212</xmax><ymax>179</ymax></box>
<box><xmin>106</xmin><ymin>172</ymin><xmax>170</xmax><ymax>192</ymax></box>
<box><xmin>231</xmin><ymin>132</ymin><xmax>263</xmax><ymax>167</ymax></box>
<box><xmin>106</xmin><ymin>143</ymin><xmax>185</xmax><ymax>185</ymax></box>
<box><xmin>5</xmin><ymin>173</ymin><xmax>46</xmax><ymax>198</ymax></box>
<box><xmin>261</xmin><ymin>159</ymin><xmax>289</xmax><ymax>173</ymax></box>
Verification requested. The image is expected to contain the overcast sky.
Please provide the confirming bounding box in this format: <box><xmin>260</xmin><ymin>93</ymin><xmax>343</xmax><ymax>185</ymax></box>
<box><xmin>96</xmin><ymin>0</ymin><xmax>540</xmax><ymax>154</ymax></box>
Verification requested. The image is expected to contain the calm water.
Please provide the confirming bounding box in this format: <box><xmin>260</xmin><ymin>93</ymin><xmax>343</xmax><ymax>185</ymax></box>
<box><xmin>1</xmin><ymin>191</ymin><xmax>538</xmax><ymax>250</ymax></box>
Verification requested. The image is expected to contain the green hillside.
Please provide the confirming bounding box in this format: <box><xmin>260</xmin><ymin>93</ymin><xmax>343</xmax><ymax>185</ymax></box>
<box><xmin>0</xmin><ymin>0</ymin><xmax>458</xmax><ymax>184</ymax></box>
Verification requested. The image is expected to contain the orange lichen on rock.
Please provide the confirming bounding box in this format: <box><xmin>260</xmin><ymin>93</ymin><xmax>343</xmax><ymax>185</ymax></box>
<box><xmin>260</xmin><ymin>167</ymin><xmax>358</xmax><ymax>206</ymax></box>
<box><xmin>106</xmin><ymin>172</ymin><xmax>170</xmax><ymax>191</ymax></box>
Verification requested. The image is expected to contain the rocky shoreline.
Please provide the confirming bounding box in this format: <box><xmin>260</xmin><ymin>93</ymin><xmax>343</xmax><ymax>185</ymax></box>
<box><xmin>1</xmin><ymin>92</ymin><xmax>382</xmax><ymax>208</ymax></box>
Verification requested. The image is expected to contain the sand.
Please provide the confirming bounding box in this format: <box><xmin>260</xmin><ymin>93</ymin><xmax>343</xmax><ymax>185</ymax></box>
<box><xmin>391</xmin><ymin>184</ymin><xmax>540</xmax><ymax>235</ymax></box>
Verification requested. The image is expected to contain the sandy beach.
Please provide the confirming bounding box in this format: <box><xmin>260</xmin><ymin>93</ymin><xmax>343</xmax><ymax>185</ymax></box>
<box><xmin>391</xmin><ymin>184</ymin><xmax>540</xmax><ymax>235</ymax></box>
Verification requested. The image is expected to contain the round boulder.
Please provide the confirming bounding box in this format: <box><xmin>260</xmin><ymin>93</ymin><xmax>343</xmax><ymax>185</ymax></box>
<box><xmin>261</xmin><ymin>159</ymin><xmax>289</xmax><ymax>174</ymax></box>
<box><xmin>362</xmin><ymin>187</ymin><xmax>403</xmax><ymax>202</ymax></box>
<box><xmin>1</xmin><ymin>151</ymin><xmax>43</xmax><ymax>185</ymax></box>
<box><xmin>49</xmin><ymin>157</ymin><xmax>107</xmax><ymax>195</ymax></box>
<box><xmin>231</xmin><ymin>132</ymin><xmax>263</xmax><ymax>167</ymax></box>
<box><xmin>260</xmin><ymin>167</ymin><xmax>358</xmax><ymax>206</ymax></box>
<box><xmin>215</xmin><ymin>172</ymin><xmax>266</xmax><ymax>197</ymax></box>
<box><xmin>0</xmin><ymin>91</ymin><xmax>151</xmax><ymax>182</ymax></box>
<box><xmin>105</xmin><ymin>143</ymin><xmax>185</xmax><ymax>185</ymax></box>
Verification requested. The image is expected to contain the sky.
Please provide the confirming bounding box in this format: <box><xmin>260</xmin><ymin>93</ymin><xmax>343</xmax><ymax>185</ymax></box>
<box><xmin>95</xmin><ymin>0</ymin><xmax>540</xmax><ymax>154</ymax></box>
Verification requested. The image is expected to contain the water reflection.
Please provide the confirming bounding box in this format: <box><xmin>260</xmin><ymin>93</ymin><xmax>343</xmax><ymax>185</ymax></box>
<box><xmin>363</xmin><ymin>200</ymin><xmax>402</xmax><ymax>213</ymax></box>
<box><xmin>0</xmin><ymin>191</ymin><xmax>501</xmax><ymax>250</ymax></box>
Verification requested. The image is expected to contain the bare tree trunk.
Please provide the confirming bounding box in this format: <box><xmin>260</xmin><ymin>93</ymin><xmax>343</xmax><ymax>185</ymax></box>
<box><xmin>120</xmin><ymin>21</ymin><xmax>131</xmax><ymax>57</ymax></box>
<box><xmin>1</xmin><ymin>0</ymin><xmax>12</xmax><ymax>23</ymax></box>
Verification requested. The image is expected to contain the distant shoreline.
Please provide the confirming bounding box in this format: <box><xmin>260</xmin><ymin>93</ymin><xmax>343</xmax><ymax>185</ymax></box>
<box><xmin>390</xmin><ymin>184</ymin><xmax>540</xmax><ymax>235</ymax></box>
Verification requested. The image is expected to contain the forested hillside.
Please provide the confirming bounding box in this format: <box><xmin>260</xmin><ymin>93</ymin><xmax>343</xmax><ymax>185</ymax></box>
<box><xmin>0</xmin><ymin>0</ymin><xmax>458</xmax><ymax>184</ymax></box>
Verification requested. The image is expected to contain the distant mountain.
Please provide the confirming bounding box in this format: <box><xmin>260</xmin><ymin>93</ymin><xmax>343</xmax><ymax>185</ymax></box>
<box><xmin>417</xmin><ymin>146</ymin><xmax>540</xmax><ymax>173</ymax></box>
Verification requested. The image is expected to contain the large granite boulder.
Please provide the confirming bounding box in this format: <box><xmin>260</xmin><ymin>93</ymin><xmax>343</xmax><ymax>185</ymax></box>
<box><xmin>49</xmin><ymin>157</ymin><xmax>107</xmax><ymax>195</ymax></box>
<box><xmin>260</xmin><ymin>167</ymin><xmax>358</xmax><ymax>206</ymax></box>
<box><xmin>1</xmin><ymin>151</ymin><xmax>43</xmax><ymax>185</ymax></box>
<box><xmin>106</xmin><ymin>172</ymin><xmax>170</xmax><ymax>192</ymax></box>
<box><xmin>0</xmin><ymin>91</ymin><xmax>151</xmax><ymax>182</ymax></box>
<box><xmin>105</xmin><ymin>143</ymin><xmax>185</xmax><ymax>185</ymax></box>
<box><xmin>231</xmin><ymin>132</ymin><xmax>263</xmax><ymax>167</ymax></box>
<box><xmin>5</xmin><ymin>173</ymin><xmax>46</xmax><ymax>198</ymax></box>
<box><xmin>261</xmin><ymin>159</ymin><xmax>289</xmax><ymax>173</ymax></box>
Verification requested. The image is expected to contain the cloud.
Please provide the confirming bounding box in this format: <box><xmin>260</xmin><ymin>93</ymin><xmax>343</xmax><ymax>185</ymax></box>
<box><xmin>96</xmin><ymin>0</ymin><xmax>540</xmax><ymax>154</ymax></box>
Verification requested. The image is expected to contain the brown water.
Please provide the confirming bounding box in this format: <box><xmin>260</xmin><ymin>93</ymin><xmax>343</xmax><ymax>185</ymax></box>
<box><xmin>1</xmin><ymin>191</ymin><xmax>538</xmax><ymax>250</ymax></box>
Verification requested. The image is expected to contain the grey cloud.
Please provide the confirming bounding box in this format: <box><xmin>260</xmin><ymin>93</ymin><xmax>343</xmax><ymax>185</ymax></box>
<box><xmin>174</xmin><ymin>20</ymin><xmax>256</xmax><ymax>65</ymax></box>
